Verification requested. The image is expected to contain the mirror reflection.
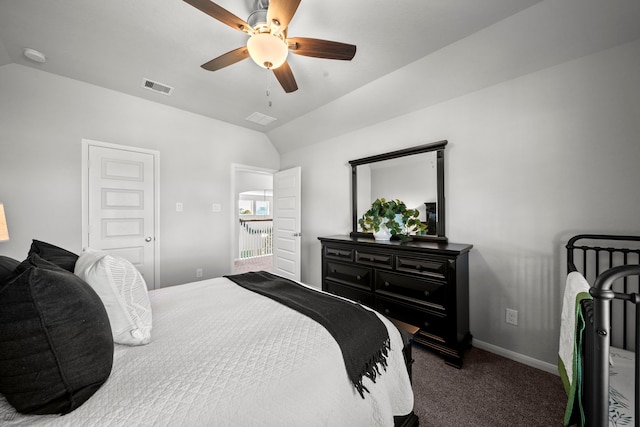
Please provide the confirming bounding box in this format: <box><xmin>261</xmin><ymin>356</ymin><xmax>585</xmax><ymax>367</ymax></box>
<box><xmin>350</xmin><ymin>141</ymin><xmax>447</xmax><ymax>242</ymax></box>
<box><xmin>355</xmin><ymin>152</ymin><xmax>437</xmax><ymax>233</ymax></box>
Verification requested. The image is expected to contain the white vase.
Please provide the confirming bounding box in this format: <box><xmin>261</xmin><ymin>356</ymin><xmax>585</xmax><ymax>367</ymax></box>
<box><xmin>373</xmin><ymin>223</ymin><xmax>392</xmax><ymax>241</ymax></box>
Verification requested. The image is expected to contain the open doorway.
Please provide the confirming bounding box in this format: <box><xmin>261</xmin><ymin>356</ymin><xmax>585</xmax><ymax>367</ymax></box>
<box><xmin>232</xmin><ymin>165</ymin><xmax>274</xmax><ymax>274</ymax></box>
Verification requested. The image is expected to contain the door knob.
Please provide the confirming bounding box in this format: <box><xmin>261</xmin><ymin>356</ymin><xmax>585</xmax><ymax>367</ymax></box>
<box><xmin>145</xmin><ymin>237</ymin><xmax>152</xmax><ymax>242</ymax></box>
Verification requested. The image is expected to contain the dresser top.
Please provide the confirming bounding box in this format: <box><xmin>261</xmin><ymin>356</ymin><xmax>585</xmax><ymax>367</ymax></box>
<box><xmin>318</xmin><ymin>235</ymin><xmax>473</xmax><ymax>256</ymax></box>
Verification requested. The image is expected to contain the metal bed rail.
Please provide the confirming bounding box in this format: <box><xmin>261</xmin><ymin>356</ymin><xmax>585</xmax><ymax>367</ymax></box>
<box><xmin>588</xmin><ymin>265</ymin><xmax>640</xmax><ymax>427</ymax></box>
<box><xmin>568</xmin><ymin>234</ymin><xmax>640</xmax><ymax>349</ymax></box>
<box><xmin>566</xmin><ymin>234</ymin><xmax>640</xmax><ymax>427</ymax></box>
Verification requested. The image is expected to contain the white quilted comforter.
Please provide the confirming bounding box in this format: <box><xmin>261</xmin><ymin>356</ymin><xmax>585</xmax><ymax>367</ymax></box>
<box><xmin>0</xmin><ymin>277</ymin><xmax>413</xmax><ymax>426</ymax></box>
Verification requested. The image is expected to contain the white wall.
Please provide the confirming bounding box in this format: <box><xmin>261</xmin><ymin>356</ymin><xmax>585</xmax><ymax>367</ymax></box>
<box><xmin>0</xmin><ymin>64</ymin><xmax>279</xmax><ymax>287</ymax></box>
<box><xmin>280</xmin><ymin>38</ymin><xmax>640</xmax><ymax>367</ymax></box>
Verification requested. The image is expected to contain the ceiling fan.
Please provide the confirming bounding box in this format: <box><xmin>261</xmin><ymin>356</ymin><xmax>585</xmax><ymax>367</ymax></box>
<box><xmin>183</xmin><ymin>0</ymin><xmax>357</xmax><ymax>93</ymax></box>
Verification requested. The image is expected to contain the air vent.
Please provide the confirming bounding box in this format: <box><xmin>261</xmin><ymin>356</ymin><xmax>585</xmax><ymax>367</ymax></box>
<box><xmin>245</xmin><ymin>112</ymin><xmax>277</xmax><ymax>126</ymax></box>
<box><xmin>142</xmin><ymin>78</ymin><xmax>174</xmax><ymax>96</ymax></box>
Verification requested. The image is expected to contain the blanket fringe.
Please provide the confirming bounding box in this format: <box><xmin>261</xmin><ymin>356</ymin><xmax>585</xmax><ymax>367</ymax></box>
<box><xmin>225</xmin><ymin>271</ymin><xmax>393</xmax><ymax>400</ymax></box>
<box><xmin>354</xmin><ymin>338</ymin><xmax>391</xmax><ymax>399</ymax></box>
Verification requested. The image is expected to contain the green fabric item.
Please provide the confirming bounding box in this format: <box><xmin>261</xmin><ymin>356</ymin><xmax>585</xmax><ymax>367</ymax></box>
<box><xmin>559</xmin><ymin>291</ymin><xmax>592</xmax><ymax>427</ymax></box>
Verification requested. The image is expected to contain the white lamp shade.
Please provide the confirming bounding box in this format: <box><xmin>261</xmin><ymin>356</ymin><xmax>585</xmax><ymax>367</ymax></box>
<box><xmin>0</xmin><ymin>203</ymin><xmax>9</xmax><ymax>241</ymax></box>
<box><xmin>247</xmin><ymin>33</ymin><xmax>288</xmax><ymax>69</ymax></box>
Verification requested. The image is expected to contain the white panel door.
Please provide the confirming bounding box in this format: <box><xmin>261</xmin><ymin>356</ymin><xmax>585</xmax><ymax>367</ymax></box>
<box><xmin>273</xmin><ymin>167</ymin><xmax>301</xmax><ymax>281</ymax></box>
<box><xmin>87</xmin><ymin>144</ymin><xmax>156</xmax><ymax>288</ymax></box>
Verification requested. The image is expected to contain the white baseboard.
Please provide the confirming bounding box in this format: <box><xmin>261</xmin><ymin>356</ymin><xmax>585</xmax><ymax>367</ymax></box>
<box><xmin>472</xmin><ymin>339</ymin><xmax>558</xmax><ymax>375</ymax></box>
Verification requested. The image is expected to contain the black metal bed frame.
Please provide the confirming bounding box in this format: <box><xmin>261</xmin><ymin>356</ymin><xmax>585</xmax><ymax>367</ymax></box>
<box><xmin>566</xmin><ymin>234</ymin><xmax>640</xmax><ymax>427</ymax></box>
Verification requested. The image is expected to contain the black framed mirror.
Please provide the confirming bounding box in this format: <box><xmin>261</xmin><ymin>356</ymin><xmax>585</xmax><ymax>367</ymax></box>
<box><xmin>349</xmin><ymin>140</ymin><xmax>447</xmax><ymax>242</ymax></box>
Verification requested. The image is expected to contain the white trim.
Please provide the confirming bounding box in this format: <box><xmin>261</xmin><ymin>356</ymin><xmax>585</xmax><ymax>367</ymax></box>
<box><xmin>81</xmin><ymin>138</ymin><xmax>161</xmax><ymax>289</ymax></box>
<box><xmin>472</xmin><ymin>339</ymin><xmax>559</xmax><ymax>375</ymax></box>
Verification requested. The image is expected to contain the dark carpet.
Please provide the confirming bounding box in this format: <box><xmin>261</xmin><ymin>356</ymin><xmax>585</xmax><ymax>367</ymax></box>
<box><xmin>411</xmin><ymin>345</ymin><xmax>566</xmax><ymax>427</ymax></box>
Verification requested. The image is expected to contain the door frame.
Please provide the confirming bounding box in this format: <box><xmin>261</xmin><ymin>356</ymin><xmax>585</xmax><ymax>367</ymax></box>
<box><xmin>81</xmin><ymin>138</ymin><xmax>161</xmax><ymax>288</ymax></box>
<box><xmin>230</xmin><ymin>163</ymin><xmax>276</xmax><ymax>273</ymax></box>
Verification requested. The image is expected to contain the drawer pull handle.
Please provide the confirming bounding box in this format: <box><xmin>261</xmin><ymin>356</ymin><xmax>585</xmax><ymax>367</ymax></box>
<box><xmin>384</xmin><ymin>281</ymin><xmax>390</xmax><ymax>287</ymax></box>
<box><xmin>356</xmin><ymin>275</ymin><xmax>361</xmax><ymax>280</ymax></box>
<box><xmin>416</xmin><ymin>265</ymin><xmax>422</xmax><ymax>271</ymax></box>
<box><xmin>331</xmin><ymin>269</ymin><xmax>336</xmax><ymax>273</ymax></box>
<box><xmin>384</xmin><ymin>309</ymin><xmax>390</xmax><ymax>315</ymax></box>
<box><xmin>424</xmin><ymin>321</ymin><xmax>430</xmax><ymax>328</ymax></box>
<box><xmin>424</xmin><ymin>290</ymin><xmax>430</xmax><ymax>297</ymax></box>
<box><xmin>329</xmin><ymin>250</ymin><xmax>349</xmax><ymax>258</ymax></box>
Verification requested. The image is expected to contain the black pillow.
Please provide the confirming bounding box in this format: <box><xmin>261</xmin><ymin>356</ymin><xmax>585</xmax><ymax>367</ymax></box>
<box><xmin>28</xmin><ymin>240</ymin><xmax>79</xmax><ymax>272</ymax></box>
<box><xmin>0</xmin><ymin>256</ymin><xmax>19</xmax><ymax>283</ymax></box>
<box><xmin>0</xmin><ymin>254</ymin><xmax>113</xmax><ymax>414</ymax></box>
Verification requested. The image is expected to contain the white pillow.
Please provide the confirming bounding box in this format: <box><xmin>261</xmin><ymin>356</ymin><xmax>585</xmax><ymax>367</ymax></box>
<box><xmin>74</xmin><ymin>248</ymin><xmax>152</xmax><ymax>346</ymax></box>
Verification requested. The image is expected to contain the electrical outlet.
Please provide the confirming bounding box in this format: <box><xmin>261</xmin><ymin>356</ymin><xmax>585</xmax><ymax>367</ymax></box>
<box><xmin>196</xmin><ymin>268</ymin><xmax>203</xmax><ymax>278</ymax></box>
<box><xmin>176</xmin><ymin>202</ymin><xmax>183</xmax><ymax>212</ymax></box>
<box><xmin>506</xmin><ymin>308</ymin><xmax>518</xmax><ymax>326</ymax></box>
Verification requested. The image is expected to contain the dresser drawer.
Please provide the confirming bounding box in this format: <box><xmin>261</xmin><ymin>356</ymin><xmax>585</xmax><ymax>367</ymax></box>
<box><xmin>374</xmin><ymin>296</ymin><xmax>446</xmax><ymax>343</ymax></box>
<box><xmin>375</xmin><ymin>271</ymin><xmax>445</xmax><ymax>311</ymax></box>
<box><xmin>396</xmin><ymin>255</ymin><xmax>449</xmax><ymax>280</ymax></box>
<box><xmin>324</xmin><ymin>245</ymin><xmax>354</xmax><ymax>262</ymax></box>
<box><xmin>324</xmin><ymin>280</ymin><xmax>374</xmax><ymax>306</ymax></box>
<box><xmin>355</xmin><ymin>250</ymin><xmax>393</xmax><ymax>268</ymax></box>
<box><xmin>325</xmin><ymin>261</ymin><xmax>372</xmax><ymax>290</ymax></box>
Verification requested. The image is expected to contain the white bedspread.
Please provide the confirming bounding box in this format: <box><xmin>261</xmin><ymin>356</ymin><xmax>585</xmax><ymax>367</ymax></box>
<box><xmin>0</xmin><ymin>277</ymin><xmax>413</xmax><ymax>426</ymax></box>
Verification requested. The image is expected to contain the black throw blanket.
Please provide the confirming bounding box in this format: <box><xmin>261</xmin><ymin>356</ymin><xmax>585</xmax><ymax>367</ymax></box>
<box><xmin>225</xmin><ymin>271</ymin><xmax>390</xmax><ymax>398</ymax></box>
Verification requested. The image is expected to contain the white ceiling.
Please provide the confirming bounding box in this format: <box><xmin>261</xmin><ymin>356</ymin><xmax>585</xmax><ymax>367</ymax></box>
<box><xmin>2</xmin><ymin>0</ymin><xmax>640</xmax><ymax>154</ymax></box>
<box><xmin>0</xmin><ymin>1</ymin><xmax>543</xmax><ymax>145</ymax></box>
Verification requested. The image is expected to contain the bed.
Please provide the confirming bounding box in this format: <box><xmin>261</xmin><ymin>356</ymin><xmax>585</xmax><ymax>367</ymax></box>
<box><xmin>561</xmin><ymin>234</ymin><xmax>640</xmax><ymax>427</ymax></box>
<box><xmin>0</xmin><ymin>242</ymin><xmax>417</xmax><ymax>426</ymax></box>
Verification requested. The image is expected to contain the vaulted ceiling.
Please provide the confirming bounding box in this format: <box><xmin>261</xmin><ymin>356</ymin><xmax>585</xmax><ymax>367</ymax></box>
<box><xmin>1</xmin><ymin>0</ymin><xmax>639</xmax><ymax>153</ymax></box>
<box><xmin>0</xmin><ymin>1</ymin><xmax>543</xmax><ymax>142</ymax></box>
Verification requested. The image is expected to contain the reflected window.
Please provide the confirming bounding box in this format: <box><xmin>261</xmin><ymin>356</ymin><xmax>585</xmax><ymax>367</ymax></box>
<box><xmin>239</xmin><ymin>200</ymin><xmax>253</xmax><ymax>215</ymax></box>
<box><xmin>255</xmin><ymin>201</ymin><xmax>270</xmax><ymax>215</ymax></box>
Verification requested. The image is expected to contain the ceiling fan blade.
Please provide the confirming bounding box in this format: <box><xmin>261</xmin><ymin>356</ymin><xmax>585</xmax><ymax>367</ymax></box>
<box><xmin>273</xmin><ymin>62</ymin><xmax>298</xmax><ymax>93</ymax></box>
<box><xmin>288</xmin><ymin>37</ymin><xmax>356</xmax><ymax>60</ymax></box>
<box><xmin>183</xmin><ymin>0</ymin><xmax>251</xmax><ymax>33</ymax></box>
<box><xmin>201</xmin><ymin>47</ymin><xmax>250</xmax><ymax>71</ymax></box>
<box><xmin>267</xmin><ymin>0</ymin><xmax>301</xmax><ymax>33</ymax></box>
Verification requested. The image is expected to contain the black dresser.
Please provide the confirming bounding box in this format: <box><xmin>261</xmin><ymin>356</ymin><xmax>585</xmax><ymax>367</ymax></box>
<box><xmin>318</xmin><ymin>235</ymin><xmax>473</xmax><ymax>367</ymax></box>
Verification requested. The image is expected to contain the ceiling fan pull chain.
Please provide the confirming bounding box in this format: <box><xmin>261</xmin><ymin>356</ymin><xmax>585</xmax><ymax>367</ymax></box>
<box><xmin>266</xmin><ymin>69</ymin><xmax>273</xmax><ymax>107</ymax></box>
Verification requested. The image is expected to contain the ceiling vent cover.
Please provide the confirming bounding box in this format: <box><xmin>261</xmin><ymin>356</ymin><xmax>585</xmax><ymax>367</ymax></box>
<box><xmin>142</xmin><ymin>78</ymin><xmax>174</xmax><ymax>96</ymax></box>
<box><xmin>245</xmin><ymin>112</ymin><xmax>277</xmax><ymax>126</ymax></box>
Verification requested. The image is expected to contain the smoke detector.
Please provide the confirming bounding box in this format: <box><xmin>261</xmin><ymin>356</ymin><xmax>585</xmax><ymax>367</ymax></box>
<box><xmin>23</xmin><ymin>48</ymin><xmax>46</xmax><ymax>63</ymax></box>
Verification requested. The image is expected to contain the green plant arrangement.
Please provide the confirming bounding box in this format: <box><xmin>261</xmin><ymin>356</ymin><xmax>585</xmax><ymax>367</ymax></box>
<box><xmin>358</xmin><ymin>198</ymin><xmax>428</xmax><ymax>241</ymax></box>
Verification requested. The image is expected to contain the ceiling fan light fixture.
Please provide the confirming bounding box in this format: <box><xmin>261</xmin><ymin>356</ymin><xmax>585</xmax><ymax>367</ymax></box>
<box><xmin>247</xmin><ymin>33</ymin><xmax>288</xmax><ymax>69</ymax></box>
